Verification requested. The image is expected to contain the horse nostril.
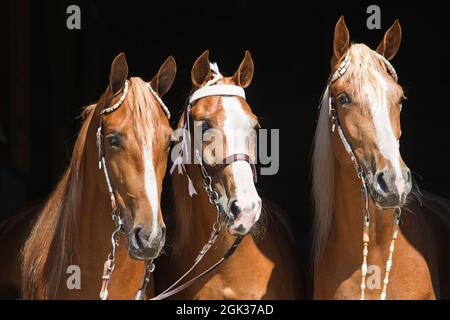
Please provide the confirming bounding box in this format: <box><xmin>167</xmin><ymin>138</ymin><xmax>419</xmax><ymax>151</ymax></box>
<box><xmin>134</xmin><ymin>226</ymin><xmax>154</xmax><ymax>247</ymax></box>
<box><xmin>230</xmin><ymin>200</ymin><xmax>241</xmax><ymax>217</ymax></box>
<box><xmin>406</xmin><ymin>170</ymin><xmax>412</xmax><ymax>184</ymax></box>
<box><xmin>133</xmin><ymin>227</ymin><xmax>144</xmax><ymax>249</ymax></box>
<box><xmin>376</xmin><ymin>171</ymin><xmax>389</xmax><ymax>194</ymax></box>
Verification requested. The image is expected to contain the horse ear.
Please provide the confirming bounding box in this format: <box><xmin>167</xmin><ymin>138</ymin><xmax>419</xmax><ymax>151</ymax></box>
<box><xmin>376</xmin><ymin>20</ymin><xmax>402</xmax><ymax>61</ymax></box>
<box><xmin>109</xmin><ymin>52</ymin><xmax>129</xmax><ymax>95</ymax></box>
<box><xmin>150</xmin><ymin>56</ymin><xmax>177</xmax><ymax>96</ymax></box>
<box><xmin>332</xmin><ymin>15</ymin><xmax>350</xmax><ymax>65</ymax></box>
<box><xmin>232</xmin><ymin>50</ymin><xmax>254</xmax><ymax>88</ymax></box>
<box><xmin>191</xmin><ymin>50</ymin><xmax>211</xmax><ymax>87</ymax></box>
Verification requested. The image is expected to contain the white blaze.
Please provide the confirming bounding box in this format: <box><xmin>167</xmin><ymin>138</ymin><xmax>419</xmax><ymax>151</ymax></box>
<box><xmin>222</xmin><ymin>97</ymin><xmax>261</xmax><ymax>221</ymax></box>
<box><xmin>143</xmin><ymin>140</ymin><xmax>159</xmax><ymax>238</ymax></box>
<box><xmin>369</xmin><ymin>71</ymin><xmax>405</xmax><ymax>194</ymax></box>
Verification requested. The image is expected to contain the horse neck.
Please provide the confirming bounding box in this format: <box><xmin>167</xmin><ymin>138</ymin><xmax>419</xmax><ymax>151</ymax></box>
<box><xmin>71</xmin><ymin>124</ymin><xmax>146</xmax><ymax>299</ymax></box>
<box><xmin>78</xmin><ymin>173</ymin><xmax>113</xmax><ymax>259</ymax></box>
<box><xmin>332</xmin><ymin>159</ymin><xmax>397</xmax><ymax>256</ymax></box>
<box><xmin>76</xmin><ymin>121</ymin><xmax>115</xmax><ymax>260</ymax></box>
<box><xmin>174</xmin><ymin>167</ymin><xmax>235</xmax><ymax>259</ymax></box>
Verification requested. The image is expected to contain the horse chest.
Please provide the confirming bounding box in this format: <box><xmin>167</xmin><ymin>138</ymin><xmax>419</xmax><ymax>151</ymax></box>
<box><xmin>195</xmin><ymin>274</ymin><xmax>267</xmax><ymax>300</ymax></box>
<box><xmin>331</xmin><ymin>253</ymin><xmax>436</xmax><ymax>300</ymax></box>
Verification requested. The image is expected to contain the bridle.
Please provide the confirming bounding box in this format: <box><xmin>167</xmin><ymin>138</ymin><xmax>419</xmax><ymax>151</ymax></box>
<box><xmin>152</xmin><ymin>66</ymin><xmax>256</xmax><ymax>300</ymax></box>
<box><xmin>187</xmin><ymin>81</ymin><xmax>257</xmax><ymax>183</ymax></box>
<box><xmin>183</xmin><ymin>67</ymin><xmax>257</xmax><ymax>226</ymax></box>
<box><xmin>96</xmin><ymin>79</ymin><xmax>170</xmax><ymax>300</ymax></box>
<box><xmin>321</xmin><ymin>50</ymin><xmax>402</xmax><ymax>300</ymax></box>
<box><xmin>185</xmin><ymin>83</ymin><xmax>257</xmax><ymax>201</ymax></box>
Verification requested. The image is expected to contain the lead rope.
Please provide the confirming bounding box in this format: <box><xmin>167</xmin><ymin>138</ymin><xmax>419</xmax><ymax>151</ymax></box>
<box><xmin>327</xmin><ymin>50</ymin><xmax>402</xmax><ymax>299</ymax></box>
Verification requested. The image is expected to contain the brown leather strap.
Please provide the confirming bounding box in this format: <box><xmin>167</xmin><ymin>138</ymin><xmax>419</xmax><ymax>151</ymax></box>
<box><xmin>150</xmin><ymin>235</ymin><xmax>243</xmax><ymax>300</ymax></box>
<box><xmin>204</xmin><ymin>153</ymin><xmax>257</xmax><ymax>183</ymax></box>
<box><xmin>185</xmin><ymin>106</ymin><xmax>258</xmax><ymax>183</ymax></box>
<box><xmin>134</xmin><ymin>261</ymin><xmax>155</xmax><ymax>300</ymax></box>
<box><xmin>149</xmin><ymin>228</ymin><xmax>219</xmax><ymax>300</ymax></box>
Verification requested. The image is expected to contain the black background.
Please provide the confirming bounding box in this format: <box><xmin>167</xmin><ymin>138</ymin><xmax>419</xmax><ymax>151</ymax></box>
<box><xmin>2</xmin><ymin>0</ymin><xmax>450</xmax><ymax>258</ymax></box>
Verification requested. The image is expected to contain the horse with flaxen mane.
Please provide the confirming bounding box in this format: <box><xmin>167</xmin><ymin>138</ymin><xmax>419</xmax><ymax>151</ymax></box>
<box><xmin>0</xmin><ymin>53</ymin><xmax>176</xmax><ymax>299</ymax></box>
<box><xmin>155</xmin><ymin>51</ymin><xmax>303</xmax><ymax>299</ymax></box>
<box><xmin>312</xmin><ymin>16</ymin><xmax>450</xmax><ymax>300</ymax></box>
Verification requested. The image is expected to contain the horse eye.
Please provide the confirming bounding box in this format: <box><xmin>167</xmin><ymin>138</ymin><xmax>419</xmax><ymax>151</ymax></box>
<box><xmin>337</xmin><ymin>93</ymin><xmax>352</xmax><ymax>105</ymax></box>
<box><xmin>107</xmin><ymin>135</ymin><xmax>121</xmax><ymax>148</ymax></box>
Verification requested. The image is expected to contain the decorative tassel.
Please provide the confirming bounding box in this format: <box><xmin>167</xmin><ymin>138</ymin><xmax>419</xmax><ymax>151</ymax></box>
<box><xmin>188</xmin><ymin>176</ymin><xmax>197</xmax><ymax>197</ymax></box>
<box><xmin>170</xmin><ymin>153</ymin><xmax>184</xmax><ymax>175</ymax></box>
<box><xmin>210</xmin><ymin>62</ymin><xmax>221</xmax><ymax>76</ymax></box>
<box><xmin>170</xmin><ymin>151</ymin><xmax>197</xmax><ymax>197</ymax></box>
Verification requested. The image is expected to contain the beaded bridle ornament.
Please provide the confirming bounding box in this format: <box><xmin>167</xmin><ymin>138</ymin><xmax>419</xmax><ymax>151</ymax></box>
<box><xmin>323</xmin><ymin>50</ymin><xmax>402</xmax><ymax>300</ymax></box>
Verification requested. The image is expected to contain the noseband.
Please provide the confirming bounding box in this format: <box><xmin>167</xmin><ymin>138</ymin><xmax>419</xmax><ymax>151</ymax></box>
<box><xmin>321</xmin><ymin>50</ymin><xmax>402</xmax><ymax>300</ymax></box>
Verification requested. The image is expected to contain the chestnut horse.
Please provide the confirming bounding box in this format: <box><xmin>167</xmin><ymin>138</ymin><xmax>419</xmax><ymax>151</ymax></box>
<box><xmin>156</xmin><ymin>51</ymin><xmax>303</xmax><ymax>299</ymax></box>
<box><xmin>0</xmin><ymin>53</ymin><xmax>176</xmax><ymax>299</ymax></box>
<box><xmin>312</xmin><ymin>16</ymin><xmax>450</xmax><ymax>299</ymax></box>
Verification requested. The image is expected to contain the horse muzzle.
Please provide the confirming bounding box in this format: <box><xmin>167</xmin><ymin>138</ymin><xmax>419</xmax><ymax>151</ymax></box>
<box><xmin>367</xmin><ymin>167</ymin><xmax>412</xmax><ymax>208</ymax></box>
<box><xmin>127</xmin><ymin>225</ymin><xmax>166</xmax><ymax>260</ymax></box>
<box><xmin>226</xmin><ymin>197</ymin><xmax>262</xmax><ymax>235</ymax></box>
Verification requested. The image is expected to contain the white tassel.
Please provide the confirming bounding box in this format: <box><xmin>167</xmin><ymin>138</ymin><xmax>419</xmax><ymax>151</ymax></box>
<box><xmin>170</xmin><ymin>153</ymin><xmax>184</xmax><ymax>175</ymax></box>
<box><xmin>210</xmin><ymin>62</ymin><xmax>221</xmax><ymax>76</ymax></box>
<box><xmin>188</xmin><ymin>176</ymin><xmax>197</xmax><ymax>196</ymax></box>
<box><xmin>170</xmin><ymin>151</ymin><xmax>198</xmax><ymax>197</ymax></box>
